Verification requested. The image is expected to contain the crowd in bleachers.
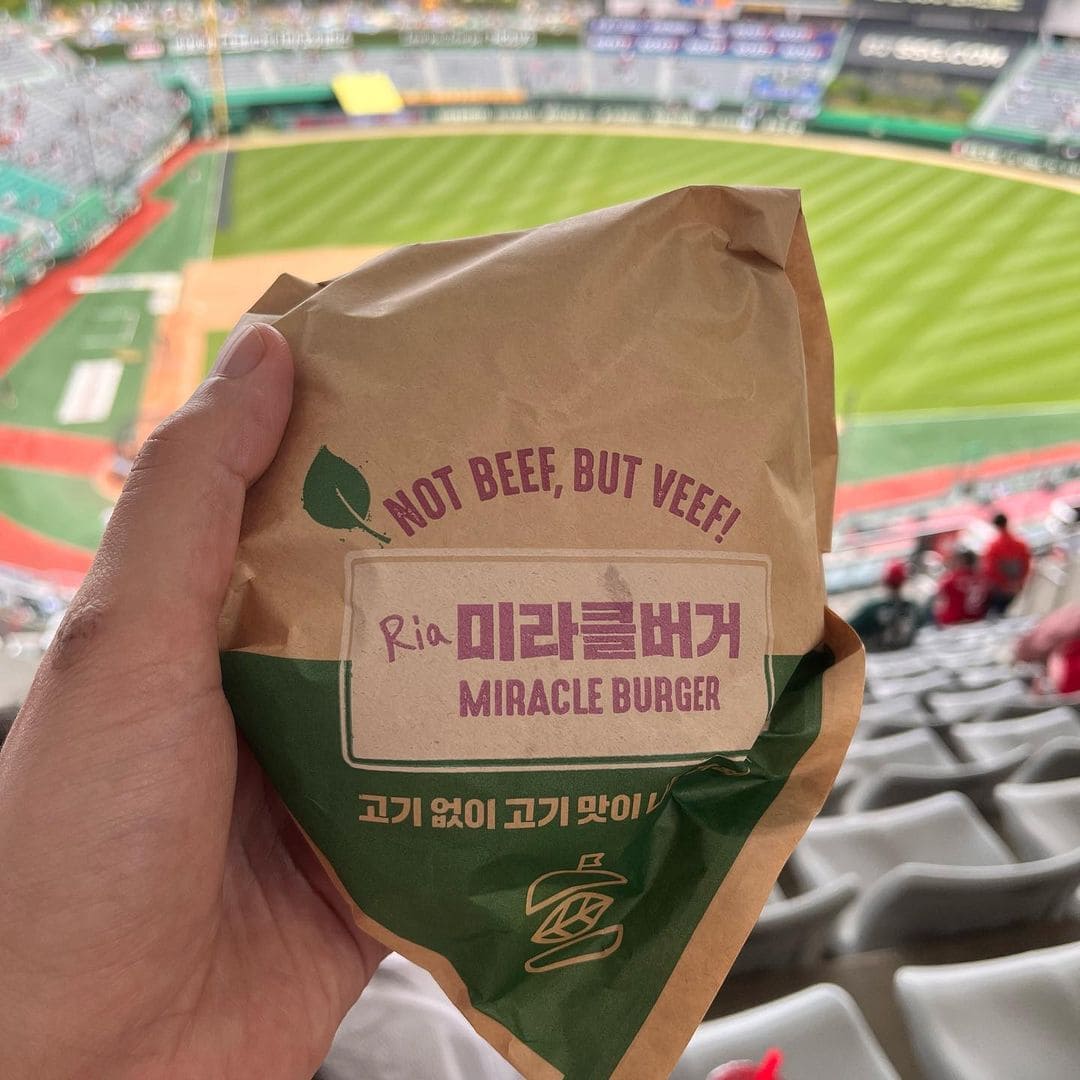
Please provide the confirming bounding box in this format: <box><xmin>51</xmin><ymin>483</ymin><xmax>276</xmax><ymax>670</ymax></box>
<box><xmin>973</xmin><ymin>42</ymin><xmax>1080</xmax><ymax>143</ymax></box>
<box><xmin>0</xmin><ymin>44</ymin><xmax>187</xmax><ymax>190</ymax></box>
<box><xmin>162</xmin><ymin>36</ymin><xmax>837</xmax><ymax>114</ymax></box>
<box><xmin>0</xmin><ymin>26</ymin><xmax>188</xmax><ymax>297</ymax></box>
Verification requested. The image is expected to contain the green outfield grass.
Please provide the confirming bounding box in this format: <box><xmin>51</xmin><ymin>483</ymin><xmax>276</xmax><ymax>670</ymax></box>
<box><xmin>4</xmin><ymin>131</ymin><xmax>1079</xmax><ymax>562</ymax></box>
<box><xmin>216</xmin><ymin>133</ymin><xmax>1080</xmax><ymax>422</ymax></box>
<box><xmin>0</xmin><ymin>466</ymin><xmax>113</xmax><ymax>550</ymax></box>
<box><xmin>205</xmin><ymin>330</ymin><xmax>229</xmax><ymax>376</ymax></box>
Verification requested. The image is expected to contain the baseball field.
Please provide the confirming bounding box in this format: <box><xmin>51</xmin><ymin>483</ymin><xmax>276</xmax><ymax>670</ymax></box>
<box><xmin>2</xmin><ymin>128</ymin><xmax>1078</xmax><ymax>576</ymax></box>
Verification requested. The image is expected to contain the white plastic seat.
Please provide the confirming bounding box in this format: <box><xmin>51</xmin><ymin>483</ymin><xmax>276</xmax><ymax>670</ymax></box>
<box><xmin>857</xmin><ymin>694</ymin><xmax>944</xmax><ymax>739</ymax></box>
<box><xmin>1010</xmin><ymin>735</ymin><xmax>1080</xmax><ymax>783</ymax></box>
<box><xmin>731</xmin><ymin>875</ymin><xmax>859</xmax><ymax>975</ymax></box>
<box><xmin>870</xmin><ymin>668</ymin><xmax>954</xmax><ymax>700</ymax></box>
<box><xmin>793</xmin><ymin>793</ymin><xmax>1080</xmax><ymax>952</ymax></box>
<box><xmin>794</xmin><ymin>793</ymin><xmax>1010</xmax><ymax>892</ymax></box>
<box><xmin>935</xmin><ymin>647</ymin><xmax>1008</xmax><ymax>673</ymax></box>
<box><xmin>670</xmin><ymin>984</ymin><xmax>899</xmax><ymax>1080</ymax></box>
<box><xmin>950</xmin><ymin>708</ymin><xmax>1080</xmax><ymax>763</ymax></box>
<box><xmin>318</xmin><ymin>954</ymin><xmax>522</xmax><ymax>1080</ymax></box>
<box><xmin>924</xmin><ymin>678</ymin><xmax>1029</xmax><ymax>723</ymax></box>
<box><xmin>956</xmin><ymin>664</ymin><xmax>1019</xmax><ymax>689</ymax></box>
<box><xmin>896</xmin><ymin>942</ymin><xmax>1080</xmax><ymax>1080</ymax></box>
<box><xmin>839</xmin><ymin>851</ymin><xmax>1080</xmax><ymax>953</ymax></box>
<box><xmin>994</xmin><ymin>777</ymin><xmax>1080</xmax><ymax>860</ymax></box>
<box><xmin>865</xmin><ymin>649</ymin><xmax>936</xmax><ymax>680</ymax></box>
<box><xmin>838</xmin><ymin>728</ymin><xmax>956</xmax><ymax>790</ymax></box>
<box><xmin>843</xmin><ymin>747</ymin><xmax>1025</xmax><ymax>813</ymax></box>
<box><xmin>858</xmin><ymin>693</ymin><xmax>926</xmax><ymax>723</ymax></box>
<box><xmin>818</xmin><ymin>771</ymin><xmax>857</xmax><ymax>815</ymax></box>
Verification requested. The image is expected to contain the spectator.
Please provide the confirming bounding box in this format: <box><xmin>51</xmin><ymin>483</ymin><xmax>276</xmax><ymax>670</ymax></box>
<box><xmin>982</xmin><ymin>512</ymin><xmax>1032</xmax><ymax>615</ymax></box>
<box><xmin>1014</xmin><ymin>603</ymin><xmax>1080</xmax><ymax>695</ymax></box>
<box><xmin>847</xmin><ymin>561</ymin><xmax>920</xmax><ymax>653</ymax></box>
<box><xmin>934</xmin><ymin>548</ymin><xmax>988</xmax><ymax>626</ymax></box>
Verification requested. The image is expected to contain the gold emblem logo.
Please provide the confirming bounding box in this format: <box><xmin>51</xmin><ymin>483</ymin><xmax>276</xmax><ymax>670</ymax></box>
<box><xmin>524</xmin><ymin>853</ymin><xmax>628</xmax><ymax>973</ymax></box>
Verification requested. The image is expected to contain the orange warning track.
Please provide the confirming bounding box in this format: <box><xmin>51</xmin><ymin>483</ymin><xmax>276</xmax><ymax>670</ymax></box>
<box><xmin>0</xmin><ymin>424</ymin><xmax>114</xmax><ymax>476</ymax></box>
<box><xmin>0</xmin><ymin>516</ymin><xmax>93</xmax><ymax>577</ymax></box>
<box><xmin>834</xmin><ymin>440</ymin><xmax>1080</xmax><ymax>518</ymax></box>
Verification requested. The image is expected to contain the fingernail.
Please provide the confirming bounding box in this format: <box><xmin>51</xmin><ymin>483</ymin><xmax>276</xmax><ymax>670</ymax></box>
<box><xmin>211</xmin><ymin>324</ymin><xmax>268</xmax><ymax>379</ymax></box>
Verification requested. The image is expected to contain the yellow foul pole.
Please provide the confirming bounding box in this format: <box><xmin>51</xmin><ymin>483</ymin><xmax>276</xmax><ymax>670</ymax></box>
<box><xmin>201</xmin><ymin>0</ymin><xmax>230</xmax><ymax>135</ymax></box>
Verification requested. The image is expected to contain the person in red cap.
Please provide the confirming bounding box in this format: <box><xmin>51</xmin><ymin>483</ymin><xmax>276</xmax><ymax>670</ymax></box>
<box><xmin>934</xmin><ymin>548</ymin><xmax>988</xmax><ymax>626</ymax></box>
<box><xmin>982</xmin><ymin>512</ymin><xmax>1031</xmax><ymax>615</ymax></box>
<box><xmin>847</xmin><ymin>560</ymin><xmax>920</xmax><ymax>652</ymax></box>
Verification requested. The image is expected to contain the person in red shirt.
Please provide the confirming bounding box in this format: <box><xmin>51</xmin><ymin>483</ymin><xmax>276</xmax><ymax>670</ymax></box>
<box><xmin>934</xmin><ymin>548</ymin><xmax>988</xmax><ymax>626</ymax></box>
<box><xmin>982</xmin><ymin>512</ymin><xmax>1032</xmax><ymax>615</ymax></box>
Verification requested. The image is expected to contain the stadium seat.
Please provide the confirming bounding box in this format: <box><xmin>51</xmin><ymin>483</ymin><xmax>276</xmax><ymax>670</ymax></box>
<box><xmin>670</xmin><ymin>984</ymin><xmax>899</xmax><ymax>1080</ymax></box>
<box><xmin>839</xmin><ymin>851</ymin><xmax>1080</xmax><ymax>954</ymax></box>
<box><xmin>895</xmin><ymin>942</ymin><xmax>1080</xmax><ymax>1080</ymax></box>
<box><xmin>994</xmin><ymin>778</ymin><xmax>1080</xmax><ymax>860</ymax></box>
<box><xmin>972</xmin><ymin>42</ymin><xmax>1080</xmax><ymax>141</ymax></box>
<box><xmin>1010</xmin><ymin>736</ymin><xmax>1080</xmax><ymax>783</ymax></box>
<box><xmin>864</xmin><ymin>649</ymin><xmax>937</xmax><ymax>680</ymax></box>
<box><xmin>730</xmin><ymin>875</ymin><xmax>859</xmax><ymax>975</ymax></box>
<box><xmin>857</xmin><ymin>693</ymin><xmax>930</xmax><ymax>730</ymax></box>
<box><xmin>317</xmin><ymin>953</ymin><xmax>521</xmax><ymax>1080</ymax></box>
<box><xmin>869</xmin><ymin>668</ymin><xmax>954</xmax><ymax>700</ymax></box>
<box><xmin>843</xmin><ymin>747</ymin><xmax>1025</xmax><ymax>813</ymax></box>
<box><xmin>956</xmin><ymin>664</ymin><xmax>1023</xmax><ymax>690</ymax></box>
<box><xmin>856</xmin><ymin>695</ymin><xmax>952</xmax><ymax>739</ymax></box>
<box><xmin>924</xmin><ymin>679</ymin><xmax>1029</xmax><ymax>723</ymax></box>
<box><xmin>838</xmin><ymin>728</ymin><xmax>956</xmax><ymax>788</ymax></box>
<box><xmin>792</xmin><ymin>793</ymin><xmax>1080</xmax><ymax>952</ymax></box>
<box><xmin>818</xmin><ymin>771</ymin><xmax>857</xmax><ymax>815</ymax></box>
<box><xmin>935</xmin><ymin>647</ymin><xmax>1010</xmax><ymax>673</ymax></box>
<box><xmin>950</xmin><ymin>708</ymin><xmax>1080</xmax><ymax>763</ymax></box>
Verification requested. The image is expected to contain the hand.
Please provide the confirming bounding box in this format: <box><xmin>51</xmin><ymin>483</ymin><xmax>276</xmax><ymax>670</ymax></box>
<box><xmin>0</xmin><ymin>325</ymin><xmax>386</xmax><ymax>1079</ymax></box>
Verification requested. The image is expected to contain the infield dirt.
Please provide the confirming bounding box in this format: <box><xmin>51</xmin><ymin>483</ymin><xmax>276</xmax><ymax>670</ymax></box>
<box><xmin>139</xmin><ymin>246</ymin><xmax>389</xmax><ymax>441</ymax></box>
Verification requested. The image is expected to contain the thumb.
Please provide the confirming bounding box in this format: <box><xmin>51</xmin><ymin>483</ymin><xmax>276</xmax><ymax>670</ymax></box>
<box><xmin>58</xmin><ymin>323</ymin><xmax>293</xmax><ymax>680</ymax></box>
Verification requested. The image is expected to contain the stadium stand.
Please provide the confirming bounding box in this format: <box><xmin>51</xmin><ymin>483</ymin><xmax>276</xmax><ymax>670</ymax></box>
<box><xmin>973</xmin><ymin>42</ymin><xmax>1080</xmax><ymax>144</ymax></box>
<box><xmin>157</xmin><ymin>16</ymin><xmax>847</xmax><ymax>117</ymax></box>
<box><xmin>2</xmin><ymin>5</ymin><xmax>1080</xmax><ymax>1073</ymax></box>
<box><xmin>0</xmin><ymin>26</ymin><xmax>188</xmax><ymax>297</ymax></box>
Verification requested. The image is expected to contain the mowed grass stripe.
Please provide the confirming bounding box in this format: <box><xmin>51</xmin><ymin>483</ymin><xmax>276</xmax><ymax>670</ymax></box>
<box><xmin>227</xmin><ymin>143</ymin><xmax>346</xmax><ymax>232</ymax></box>
<box><xmin>827</xmin><ymin>177</ymin><xmax>1051</xmax><ymax>410</ymax></box>
<box><xmin>228</xmin><ymin>142</ymin><xmax>411</xmax><ymax>248</ymax></box>
<box><xmin>269</xmin><ymin>140</ymin><xmax>434</xmax><ymax>247</ymax></box>
<box><xmin>215</xmin><ymin>132</ymin><xmax>1079</xmax><ymax>425</ymax></box>
<box><xmin>363</xmin><ymin>137</ymin><xmax>504</xmax><ymax>239</ymax></box>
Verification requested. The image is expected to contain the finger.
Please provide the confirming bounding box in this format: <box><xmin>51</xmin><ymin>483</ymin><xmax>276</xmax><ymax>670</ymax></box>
<box><xmin>50</xmin><ymin>323</ymin><xmax>293</xmax><ymax>684</ymax></box>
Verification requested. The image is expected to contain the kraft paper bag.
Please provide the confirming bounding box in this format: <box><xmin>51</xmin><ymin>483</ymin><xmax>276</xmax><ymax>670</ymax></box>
<box><xmin>219</xmin><ymin>186</ymin><xmax>864</xmax><ymax>1079</ymax></box>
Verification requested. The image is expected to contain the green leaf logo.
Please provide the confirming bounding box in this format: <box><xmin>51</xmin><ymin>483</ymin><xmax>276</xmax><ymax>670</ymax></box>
<box><xmin>302</xmin><ymin>446</ymin><xmax>391</xmax><ymax>544</ymax></box>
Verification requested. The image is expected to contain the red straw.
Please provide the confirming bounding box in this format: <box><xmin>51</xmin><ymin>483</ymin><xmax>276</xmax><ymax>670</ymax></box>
<box><xmin>754</xmin><ymin>1048</ymin><xmax>783</xmax><ymax>1080</ymax></box>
